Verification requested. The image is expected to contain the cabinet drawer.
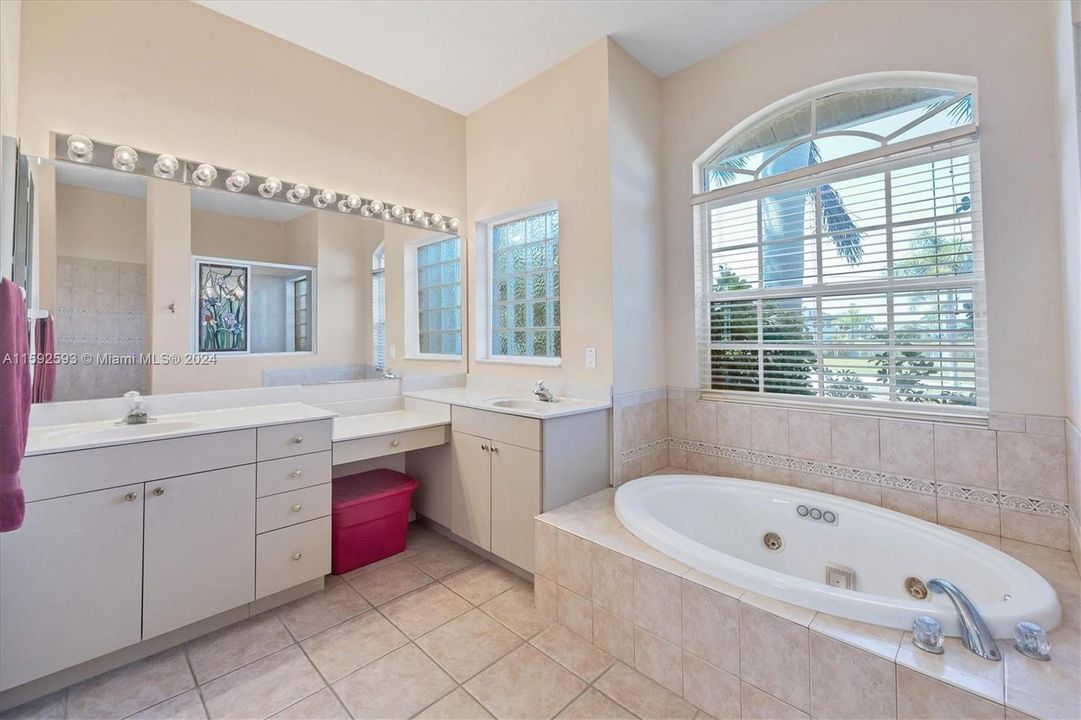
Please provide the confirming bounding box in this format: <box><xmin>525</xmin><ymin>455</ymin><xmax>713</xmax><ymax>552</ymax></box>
<box><xmin>256</xmin><ymin>516</ymin><xmax>331</xmax><ymax>599</ymax></box>
<box><xmin>258</xmin><ymin>420</ymin><xmax>332</xmax><ymax>461</ymax></box>
<box><xmin>451</xmin><ymin>406</ymin><xmax>540</xmax><ymax>451</ymax></box>
<box><xmin>20</xmin><ymin>429</ymin><xmax>256</xmax><ymax>502</ymax></box>
<box><xmin>257</xmin><ymin>451</ymin><xmax>332</xmax><ymax>497</ymax></box>
<box><xmin>333</xmin><ymin>425</ymin><xmax>448</xmax><ymax>465</ymax></box>
<box><xmin>256</xmin><ymin>484</ymin><xmax>331</xmax><ymax>534</ymax></box>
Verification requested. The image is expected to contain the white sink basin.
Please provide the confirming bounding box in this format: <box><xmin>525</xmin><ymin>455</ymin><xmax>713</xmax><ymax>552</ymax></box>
<box><xmin>486</xmin><ymin>398</ymin><xmax>554</xmax><ymax>413</ymax></box>
<box><xmin>63</xmin><ymin>420</ymin><xmax>203</xmax><ymax>443</ymax></box>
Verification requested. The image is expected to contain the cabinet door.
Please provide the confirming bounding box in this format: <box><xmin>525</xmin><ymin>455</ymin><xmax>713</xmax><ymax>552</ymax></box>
<box><xmin>0</xmin><ymin>485</ymin><xmax>144</xmax><ymax>691</ymax></box>
<box><xmin>143</xmin><ymin>466</ymin><xmax>256</xmax><ymax>639</ymax></box>
<box><xmin>450</xmin><ymin>430</ymin><xmax>492</xmax><ymax>550</ymax></box>
<box><xmin>490</xmin><ymin>443</ymin><xmax>542</xmax><ymax>571</ymax></box>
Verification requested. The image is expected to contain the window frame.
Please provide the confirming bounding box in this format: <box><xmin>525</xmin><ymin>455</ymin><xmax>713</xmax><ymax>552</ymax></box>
<box><xmin>691</xmin><ymin>74</ymin><xmax>990</xmax><ymax>422</ymax></box>
<box><xmin>404</xmin><ymin>233</ymin><xmax>463</xmax><ymax>361</ymax></box>
<box><xmin>371</xmin><ymin>242</ymin><xmax>386</xmax><ymax>371</ymax></box>
<box><xmin>474</xmin><ymin>201</ymin><xmax>562</xmax><ymax>367</ymax></box>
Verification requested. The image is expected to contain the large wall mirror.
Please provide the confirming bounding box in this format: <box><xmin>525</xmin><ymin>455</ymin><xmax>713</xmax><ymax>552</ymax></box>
<box><xmin>19</xmin><ymin>154</ymin><xmax>464</xmax><ymax>402</ymax></box>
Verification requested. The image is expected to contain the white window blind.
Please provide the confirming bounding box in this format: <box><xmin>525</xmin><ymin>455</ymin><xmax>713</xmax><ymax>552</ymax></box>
<box><xmin>372</xmin><ymin>245</ymin><xmax>386</xmax><ymax>370</ymax></box>
<box><xmin>416</xmin><ymin>237</ymin><xmax>462</xmax><ymax>355</ymax></box>
<box><xmin>490</xmin><ymin>208</ymin><xmax>561</xmax><ymax>359</ymax></box>
<box><xmin>697</xmin><ymin>141</ymin><xmax>987</xmax><ymax>411</ymax></box>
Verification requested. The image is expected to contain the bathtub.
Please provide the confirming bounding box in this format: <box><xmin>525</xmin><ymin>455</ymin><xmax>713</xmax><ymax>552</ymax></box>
<box><xmin>614</xmin><ymin>474</ymin><xmax>1061</xmax><ymax>638</ymax></box>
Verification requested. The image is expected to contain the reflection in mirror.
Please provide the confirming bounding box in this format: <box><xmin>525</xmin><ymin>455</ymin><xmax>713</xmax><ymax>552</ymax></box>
<box><xmin>24</xmin><ymin>155</ymin><xmax>462</xmax><ymax>403</ymax></box>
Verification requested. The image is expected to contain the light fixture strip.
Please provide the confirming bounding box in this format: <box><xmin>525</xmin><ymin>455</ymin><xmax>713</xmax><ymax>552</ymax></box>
<box><xmin>51</xmin><ymin>132</ymin><xmax>459</xmax><ymax>232</ymax></box>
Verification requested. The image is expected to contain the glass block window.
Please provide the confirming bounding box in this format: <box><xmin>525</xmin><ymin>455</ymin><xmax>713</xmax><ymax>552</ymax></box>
<box><xmin>196</xmin><ymin>261</ymin><xmax>248</xmax><ymax>352</ymax></box>
<box><xmin>695</xmin><ymin>82</ymin><xmax>986</xmax><ymax>413</ymax></box>
<box><xmin>291</xmin><ymin>277</ymin><xmax>310</xmax><ymax>352</ymax></box>
<box><xmin>372</xmin><ymin>244</ymin><xmax>386</xmax><ymax>370</ymax></box>
<box><xmin>416</xmin><ymin>236</ymin><xmax>462</xmax><ymax>355</ymax></box>
<box><xmin>490</xmin><ymin>209</ymin><xmax>560</xmax><ymax>359</ymax></box>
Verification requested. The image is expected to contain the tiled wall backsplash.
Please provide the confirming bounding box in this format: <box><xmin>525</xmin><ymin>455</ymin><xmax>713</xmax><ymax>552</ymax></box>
<box><xmin>613</xmin><ymin>387</ymin><xmax>1078</xmax><ymax>554</ymax></box>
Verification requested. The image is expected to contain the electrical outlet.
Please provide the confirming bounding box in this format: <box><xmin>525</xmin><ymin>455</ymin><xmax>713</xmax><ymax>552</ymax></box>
<box><xmin>585</xmin><ymin>347</ymin><xmax>596</xmax><ymax>368</ymax></box>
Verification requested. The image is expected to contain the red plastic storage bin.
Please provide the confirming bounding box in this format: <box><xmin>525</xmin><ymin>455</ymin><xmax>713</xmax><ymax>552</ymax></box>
<box><xmin>331</xmin><ymin>469</ymin><xmax>417</xmax><ymax>575</ymax></box>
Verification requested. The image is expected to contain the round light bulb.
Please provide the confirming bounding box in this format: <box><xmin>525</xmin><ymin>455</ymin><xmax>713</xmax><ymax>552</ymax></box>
<box><xmin>369</xmin><ymin>200</ymin><xmax>384</xmax><ymax>214</ymax></box>
<box><xmin>345</xmin><ymin>194</ymin><xmax>361</xmax><ymax>210</ymax></box>
<box><xmin>420</xmin><ymin>215</ymin><xmax>431</xmax><ymax>227</ymax></box>
<box><xmin>259</xmin><ymin>177</ymin><xmax>282</xmax><ymax>198</ymax></box>
<box><xmin>411</xmin><ymin>208</ymin><xmax>425</xmax><ymax>222</ymax></box>
<box><xmin>153</xmin><ymin>154</ymin><xmax>179</xmax><ymax>179</ymax></box>
<box><xmin>67</xmin><ymin>135</ymin><xmax>94</xmax><ymax>163</ymax></box>
<box><xmin>359</xmin><ymin>205</ymin><xmax>374</xmax><ymax>217</ymax></box>
<box><xmin>448</xmin><ymin>217</ymin><xmax>460</xmax><ymax>231</ymax></box>
<box><xmin>286</xmin><ymin>183</ymin><xmax>310</xmax><ymax>203</ymax></box>
<box><xmin>226</xmin><ymin>171</ymin><xmax>250</xmax><ymax>192</ymax></box>
<box><xmin>380</xmin><ymin>209</ymin><xmax>392</xmax><ymax>220</ymax></box>
<box><xmin>430</xmin><ymin>213</ymin><xmax>444</xmax><ymax>225</ymax></box>
<box><xmin>192</xmin><ymin>163</ymin><xmax>218</xmax><ymax>187</ymax></box>
<box><xmin>313</xmin><ymin>189</ymin><xmax>337</xmax><ymax>209</ymax></box>
<box><xmin>112</xmin><ymin>145</ymin><xmax>138</xmax><ymax>172</ymax></box>
<box><xmin>389</xmin><ymin>204</ymin><xmax>404</xmax><ymax>218</ymax></box>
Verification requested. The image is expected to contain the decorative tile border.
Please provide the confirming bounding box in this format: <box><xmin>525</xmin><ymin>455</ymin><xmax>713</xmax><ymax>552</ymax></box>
<box><xmin>657</xmin><ymin>437</ymin><xmax>1072</xmax><ymax>520</ymax></box>
<box><xmin>620</xmin><ymin>438</ymin><xmax>669</xmax><ymax>461</ymax></box>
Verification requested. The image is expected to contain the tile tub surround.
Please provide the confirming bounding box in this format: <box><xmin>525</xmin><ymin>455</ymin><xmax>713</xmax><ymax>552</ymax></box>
<box><xmin>655</xmin><ymin>390</ymin><xmax>1073</xmax><ymax>551</ymax></box>
<box><xmin>2</xmin><ymin>524</ymin><xmax>698</xmax><ymax>720</ymax></box>
<box><xmin>535</xmin><ymin>488</ymin><xmax>1081</xmax><ymax>720</ymax></box>
<box><xmin>612</xmin><ymin>388</ymin><xmax>670</xmax><ymax>485</ymax></box>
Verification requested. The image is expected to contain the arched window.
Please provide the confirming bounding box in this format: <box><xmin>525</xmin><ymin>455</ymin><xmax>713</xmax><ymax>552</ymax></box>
<box><xmin>692</xmin><ymin>74</ymin><xmax>986</xmax><ymax>415</ymax></box>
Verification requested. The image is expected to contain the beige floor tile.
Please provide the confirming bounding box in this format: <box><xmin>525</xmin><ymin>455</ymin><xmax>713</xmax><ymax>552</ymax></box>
<box><xmin>300</xmin><ymin>610</ymin><xmax>408</xmax><ymax>683</ymax></box>
<box><xmin>333</xmin><ymin>645</ymin><xmax>456</xmax><ymax>719</ymax></box>
<box><xmin>464</xmin><ymin>645</ymin><xmax>587</xmax><ymax>720</ymax></box>
<box><xmin>201</xmin><ymin>646</ymin><xmax>324</xmax><ymax>720</ymax></box>
<box><xmin>897</xmin><ymin>666</ymin><xmax>1004</xmax><ymax>720</ymax></box>
<box><xmin>417</xmin><ymin>609</ymin><xmax>523</xmax><ymax>682</ymax></box>
<box><xmin>186</xmin><ymin>612</ymin><xmax>294</xmax><ymax>684</ymax></box>
<box><xmin>441</xmin><ymin>562</ymin><xmax>522</xmax><ymax>605</ymax></box>
<box><xmin>0</xmin><ymin>690</ymin><xmax>66</xmax><ymax>719</ymax></box>
<box><xmin>593</xmin><ymin>663</ymin><xmax>697</xmax><ymax>720</ymax></box>
<box><xmin>682</xmin><ymin>653</ymin><xmax>740</xmax><ymax>720</ymax></box>
<box><xmin>269</xmin><ymin>688</ymin><xmax>350</xmax><ymax>719</ymax></box>
<box><xmin>530</xmin><ymin>623</ymin><xmax>614</xmax><ymax>682</ymax></box>
<box><xmin>480</xmin><ymin>585</ymin><xmax>552</xmax><ymax>639</ymax></box>
<box><xmin>409</xmin><ymin>543</ymin><xmax>483</xmax><ymax>579</ymax></box>
<box><xmin>416</xmin><ymin>688</ymin><xmax>494</xmax><ymax>720</ymax></box>
<box><xmin>381</xmin><ymin>583</ymin><xmax>473</xmax><ymax>639</ymax></box>
<box><xmin>128</xmin><ymin>689</ymin><xmax>207</xmax><ymax>720</ymax></box>
<box><xmin>739</xmin><ymin>604</ymin><xmax>810</xmax><ymax>713</ymax></box>
<box><xmin>344</xmin><ymin>559</ymin><xmax>434</xmax><ymax>606</ymax></box>
<box><xmin>556</xmin><ymin>689</ymin><xmax>635</xmax><ymax>719</ymax></box>
<box><xmin>407</xmin><ymin>525</ymin><xmax>450</xmax><ymax>554</ymax></box>
<box><xmin>741</xmin><ymin>682</ymin><xmax>808</xmax><ymax>720</ymax></box>
<box><xmin>278</xmin><ymin>580</ymin><xmax>372</xmax><ymax>640</ymax></box>
<box><xmin>67</xmin><ymin>649</ymin><xmax>195</xmax><ymax>720</ymax></box>
<box><xmin>809</xmin><ymin>633</ymin><xmax>895</xmax><ymax>719</ymax></box>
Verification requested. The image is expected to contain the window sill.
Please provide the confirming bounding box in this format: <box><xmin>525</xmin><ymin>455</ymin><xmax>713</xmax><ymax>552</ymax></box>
<box><xmin>405</xmin><ymin>353</ymin><xmax>463</xmax><ymax>362</ymax></box>
<box><xmin>698</xmin><ymin>389</ymin><xmax>989</xmax><ymax>427</ymax></box>
<box><xmin>476</xmin><ymin>355</ymin><xmax>562</xmax><ymax>368</ymax></box>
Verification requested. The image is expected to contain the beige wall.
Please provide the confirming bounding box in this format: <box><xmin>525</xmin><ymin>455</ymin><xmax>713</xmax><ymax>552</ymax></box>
<box><xmin>660</xmin><ymin>0</ymin><xmax>1070</xmax><ymax>416</ymax></box>
<box><xmin>190</xmin><ymin>209</ymin><xmax>288</xmax><ymax>265</ymax></box>
<box><xmin>0</xmin><ymin>0</ymin><xmax>21</xmax><ymax>278</ymax></box>
<box><xmin>16</xmin><ymin>0</ymin><xmax>464</xmax><ymax>228</ymax></box>
<box><xmin>56</xmin><ymin>185</ymin><xmax>146</xmax><ymax>263</ymax></box>
<box><xmin>466</xmin><ymin>39</ymin><xmax>614</xmax><ymax>385</ymax></box>
<box><xmin>607</xmin><ymin>40</ymin><xmax>665</xmax><ymax>394</ymax></box>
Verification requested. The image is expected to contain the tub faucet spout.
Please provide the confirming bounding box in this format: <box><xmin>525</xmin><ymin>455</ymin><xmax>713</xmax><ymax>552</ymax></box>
<box><xmin>927</xmin><ymin>578</ymin><xmax>1001</xmax><ymax>661</ymax></box>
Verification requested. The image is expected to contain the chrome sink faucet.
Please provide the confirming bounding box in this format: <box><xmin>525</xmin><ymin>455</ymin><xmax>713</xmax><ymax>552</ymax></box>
<box><xmin>120</xmin><ymin>391</ymin><xmax>150</xmax><ymax>425</ymax></box>
<box><xmin>927</xmin><ymin>578</ymin><xmax>1001</xmax><ymax>661</ymax></box>
<box><xmin>534</xmin><ymin>380</ymin><xmax>556</xmax><ymax>403</ymax></box>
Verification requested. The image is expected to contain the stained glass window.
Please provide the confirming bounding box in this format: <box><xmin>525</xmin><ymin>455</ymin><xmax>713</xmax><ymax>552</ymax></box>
<box><xmin>197</xmin><ymin>261</ymin><xmax>248</xmax><ymax>352</ymax></box>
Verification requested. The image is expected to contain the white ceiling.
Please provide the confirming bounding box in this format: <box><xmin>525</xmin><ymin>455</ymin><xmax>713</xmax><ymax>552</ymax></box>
<box><xmin>194</xmin><ymin>0</ymin><xmax>822</xmax><ymax>115</ymax></box>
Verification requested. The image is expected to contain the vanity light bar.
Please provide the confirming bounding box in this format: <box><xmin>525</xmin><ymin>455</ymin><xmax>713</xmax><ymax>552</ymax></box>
<box><xmin>52</xmin><ymin>132</ymin><xmax>459</xmax><ymax>232</ymax></box>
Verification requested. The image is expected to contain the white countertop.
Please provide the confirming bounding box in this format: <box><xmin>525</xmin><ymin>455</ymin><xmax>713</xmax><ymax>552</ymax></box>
<box><xmin>333</xmin><ymin>410</ymin><xmax>449</xmax><ymax>442</ymax></box>
<box><xmin>402</xmin><ymin>387</ymin><xmax>611</xmax><ymax>418</ymax></box>
<box><xmin>26</xmin><ymin>402</ymin><xmax>336</xmax><ymax>456</ymax></box>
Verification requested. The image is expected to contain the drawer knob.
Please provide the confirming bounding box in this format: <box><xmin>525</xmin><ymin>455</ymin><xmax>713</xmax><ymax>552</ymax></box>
<box><xmin>291</xmin><ymin>469</ymin><xmax>303</xmax><ymax>478</ymax></box>
<box><xmin>292</xmin><ymin>552</ymin><xmax>302</xmax><ymax>561</ymax></box>
<box><xmin>391</xmin><ymin>439</ymin><xmax>400</xmax><ymax>447</ymax></box>
<box><xmin>292</xmin><ymin>504</ymin><xmax>302</xmax><ymax>513</ymax></box>
<box><xmin>491</xmin><ymin>446</ymin><xmax>499</xmax><ymax>453</ymax></box>
<box><xmin>124</xmin><ymin>491</ymin><xmax>138</xmax><ymax>502</ymax></box>
<box><xmin>292</xmin><ymin>436</ymin><xmax>304</xmax><ymax>444</ymax></box>
<box><xmin>481</xmin><ymin>444</ymin><xmax>489</xmax><ymax>451</ymax></box>
<box><xmin>153</xmin><ymin>487</ymin><xmax>165</xmax><ymax>496</ymax></box>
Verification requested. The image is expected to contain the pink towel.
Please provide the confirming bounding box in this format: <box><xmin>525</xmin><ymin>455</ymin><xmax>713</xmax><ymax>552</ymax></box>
<box><xmin>32</xmin><ymin>316</ymin><xmax>56</xmax><ymax>403</ymax></box>
<box><xmin>0</xmin><ymin>278</ymin><xmax>30</xmax><ymax>532</ymax></box>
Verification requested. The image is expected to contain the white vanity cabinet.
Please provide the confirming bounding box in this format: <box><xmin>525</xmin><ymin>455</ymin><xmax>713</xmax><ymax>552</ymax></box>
<box><xmin>448</xmin><ymin>406</ymin><xmax>607</xmax><ymax>572</ymax></box>
<box><xmin>0</xmin><ymin>484</ymin><xmax>145</xmax><ymax>691</ymax></box>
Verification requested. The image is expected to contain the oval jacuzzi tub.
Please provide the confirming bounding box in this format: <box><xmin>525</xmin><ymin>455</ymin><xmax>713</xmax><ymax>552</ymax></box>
<box><xmin>614</xmin><ymin>474</ymin><xmax>1061</xmax><ymax>638</ymax></box>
